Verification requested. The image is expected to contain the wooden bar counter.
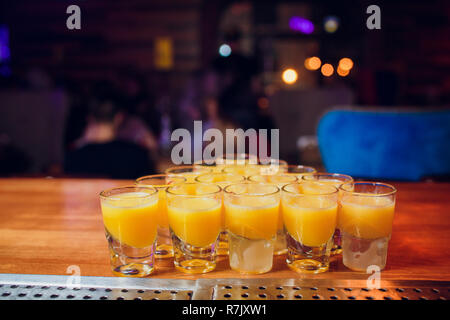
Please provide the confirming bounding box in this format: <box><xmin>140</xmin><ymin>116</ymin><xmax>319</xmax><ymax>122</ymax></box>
<box><xmin>0</xmin><ymin>178</ymin><xmax>449</xmax><ymax>281</ymax></box>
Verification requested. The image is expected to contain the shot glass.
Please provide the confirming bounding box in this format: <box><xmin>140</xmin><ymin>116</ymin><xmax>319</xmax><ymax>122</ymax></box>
<box><xmin>194</xmin><ymin>155</ymin><xmax>256</xmax><ymax>174</ymax></box>
<box><xmin>195</xmin><ymin>172</ymin><xmax>246</xmax><ymax>256</ymax></box>
<box><xmin>248</xmin><ymin>174</ymin><xmax>298</xmax><ymax>255</ymax></box>
<box><xmin>224</xmin><ymin>183</ymin><xmax>280</xmax><ymax>274</ymax></box>
<box><xmin>215</xmin><ymin>153</ymin><xmax>259</xmax><ymax>166</ymax></box>
<box><xmin>302</xmin><ymin>173</ymin><xmax>353</xmax><ymax>255</ymax></box>
<box><xmin>339</xmin><ymin>182</ymin><xmax>396</xmax><ymax>272</ymax></box>
<box><xmin>257</xmin><ymin>159</ymin><xmax>289</xmax><ymax>175</ymax></box>
<box><xmin>223</xmin><ymin>159</ymin><xmax>288</xmax><ymax>177</ymax></box>
<box><xmin>166</xmin><ymin>183</ymin><xmax>222</xmax><ymax>274</ymax></box>
<box><xmin>165</xmin><ymin>165</ymin><xmax>212</xmax><ymax>183</ymax></box>
<box><xmin>135</xmin><ymin>174</ymin><xmax>186</xmax><ymax>259</ymax></box>
<box><xmin>100</xmin><ymin>186</ymin><xmax>159</xmax><ymax>277</ymax></box>
<box><xmin>193</xmin><ymin>159</ymin><xmax>224</xmax><ymax>173</ymax></box>
<box><xmin>282</xmin><ymin>182</ymin><xmax>338</xmax><ymax>273</ymax></box>
<box><xmin>222</xmin><ymin>164</ymin><xmax>260</xmax><ymax>177</ymax></box>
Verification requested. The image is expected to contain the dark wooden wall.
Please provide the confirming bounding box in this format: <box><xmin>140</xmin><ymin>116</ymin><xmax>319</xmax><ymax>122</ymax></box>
<box><xmin>362</xmin><ymin>0</ymin><xmax>450</xmax><ymax>104</ymax></box>
<box><xmin>4</xmin><ymin>0</ymin><xmax>206</xmax><ymax>92</ymax></box>
<box><xmin>2</xmin><ymin>0</ymin><xmax>449</xmax><ymax>104</ymax></box>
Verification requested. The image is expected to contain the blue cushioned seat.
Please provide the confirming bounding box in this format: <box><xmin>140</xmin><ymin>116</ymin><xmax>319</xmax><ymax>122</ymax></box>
<box><xmin>317</xmin><ymin>109</ymin><xmax>450</xmax><ymax>181</ymax></box>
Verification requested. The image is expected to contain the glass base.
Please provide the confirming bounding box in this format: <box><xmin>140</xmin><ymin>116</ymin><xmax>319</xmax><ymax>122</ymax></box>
<box><xmin>217</xmin><ymin>231</ymin><xmax>229</xmax><ymax>256</ymax></box>
<box><xmin>174</xmin><ymin>259</ymin><xmax>216</xmax><ymax>274</ymax></box>
<box><xmin>274</xmin><ymin>229</ymin><xmax>287</xmax><ymax>255</ymax></box>
<box><xmin>107</xmin><ymin>232</ymin><xmax>155</xmax><ymax>277</ymax></box>
<box><xmin>155</xmin><ymin>227</ymin><xmax>174</xmax><ymax>259</ymax></box>
<box><xmin>342</xmin><ymin>231</ymin><xmax>389</xmax><ymax>272</ymax></box>
<box><xmin>171</xmin><ymin>231</ymin><xmax>217</xmax><ymax>274</ymax></box>
<box><xmin>228</xmin><ymin>231</ymin><xmax>274</xmax><ymax>274</ymax></box>
<box><xmin>112</xmin><ymin>263</ymin><xmax>155</xmax><ymax>277</ymax></box>
<box><xmin>287</xmin><ymin>259</ymin><xmax>329</xmax><ymax>274</ymax></box>
<box><xmin>286</xmin><ymin>232</ymin><xmax>331</xmax><ymax>274</ymax></box>
<box><xmin>155</xmin><ymin>244</ymin><xmax>174</xmax><ymax>259</ymax></box>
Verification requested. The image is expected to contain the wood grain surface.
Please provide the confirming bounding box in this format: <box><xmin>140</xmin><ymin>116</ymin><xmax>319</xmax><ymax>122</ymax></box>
<box><xmin>0</xmin><ymin>178</ymin><xmax>449</xmax><ymax>281</ymax></box>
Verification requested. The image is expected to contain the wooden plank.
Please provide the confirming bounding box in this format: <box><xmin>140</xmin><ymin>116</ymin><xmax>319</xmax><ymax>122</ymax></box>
<box><xmin>0</xmin><ymin>178</ymin><xmax>449</xmax><ymax>281</ymax></box>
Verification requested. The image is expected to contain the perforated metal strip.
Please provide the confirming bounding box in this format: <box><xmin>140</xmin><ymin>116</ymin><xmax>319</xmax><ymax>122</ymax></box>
<box><xmin>0</xmin><ymin>274</ymin><xmax>194</xmax><ymax>300</ymax></box>
<box><xmin>213</xmin><ymin>284</ymin><xmax>448</xmax><ymax>300</ymax></box>
<box><xmin>0</xmin><ymin>274</ymin><xmax>448</xmax><ymax>300</ymax></box>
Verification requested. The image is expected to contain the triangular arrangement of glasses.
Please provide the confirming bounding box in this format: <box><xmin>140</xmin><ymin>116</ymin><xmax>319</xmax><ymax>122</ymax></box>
<box><xmin>100</xmin><ymin>154</ymin><xmax>396</xmax><ymax>277</ymax></box>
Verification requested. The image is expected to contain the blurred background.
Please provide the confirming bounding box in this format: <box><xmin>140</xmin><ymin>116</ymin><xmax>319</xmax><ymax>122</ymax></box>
<box><xmin>0</xmin><ymin>0</ymin><xmax>449</xmax><ymax>180</ymax></box>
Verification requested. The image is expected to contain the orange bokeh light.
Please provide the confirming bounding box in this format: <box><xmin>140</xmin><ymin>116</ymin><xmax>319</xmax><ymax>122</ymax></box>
<box><xmin>337</xmin><ymin>66</ymin><xmax>350</xmax><ymax>77</ymax></box>
<box><xmin>304</xmin><ymin>56</ymin><xmax>321</xmax><ymax>70</ymax></box>
<box><xmin>321</xmin><ymin>63</ymin><xmax>334</xmax><ymax>77</ymax></box>
<box><xmin>338</xmin><ymin>58</ymin><xmax>354</xmax><ymax>71</ymax></box>
<box><xmin>282</xmin><ymin>68</ymin><xmax>298</xmax><ymax>84</ymax></box>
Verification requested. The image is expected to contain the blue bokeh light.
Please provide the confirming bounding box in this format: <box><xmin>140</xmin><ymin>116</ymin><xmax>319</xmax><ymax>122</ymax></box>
<box><xmin>324</xmin><ymin>16</ymin><xmax>340</xmax><ymax>33</ymax></box>
<box><xmin>219</xmin><ymin>44</ymin><xmax>232</xmax><ymax>57</ymax></box>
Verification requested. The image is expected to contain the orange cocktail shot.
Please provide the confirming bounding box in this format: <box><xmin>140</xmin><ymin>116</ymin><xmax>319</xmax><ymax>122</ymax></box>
<box><xmin>224</xmin><ymin>183</ymin><xmax>280</xmax><ymax>274</ymax></box>
<box><xmin>339</xmin><ymin>182</ymin><xmax>396</xmax><ymax>271</ymax></box>
<box><xmin>100</xmin><ymin>186</ymin><xmax>159</xmax><ymax>277</ymax></box>
<box><xmin>302</xmin><ymin>173</ymin><xmax>353</xmax><ymax>255</ymax></box>
<box><xmin>248</xmin><ymin>174</ymin><xmax>298</xmax><ymax>255</ymax></box>
<box><xmin>135</xmin><ymin>174</ymin><xmax>186</xmax><ymax>259</ymax></box>
<box><xmin>282</xmin><ymin>182</ymin><xmax>338</xmax><ymax>273</ymax></box>
<box><xmin>195</xmin><ymin>172</ymin><xmax>246</xmax><ymax>255</ymax></box>
<box><xmin>215</xmin><ymin>153</ymin><xmax>258</xmax><ymax>171</ymax></box>
<box><xmin>166</xmin><ymin>183</ymin><xmax>222</xmax><ymax>274</ymax></box>
<box><xmin>222</xmin><ymin>159</ymin><xmax>288</xmax><ymax>178</ymax></box>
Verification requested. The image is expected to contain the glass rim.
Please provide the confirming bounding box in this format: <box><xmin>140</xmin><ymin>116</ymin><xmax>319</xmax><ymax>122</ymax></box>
<box><xmin>284</xmin><ymin>164</ymin><xmax>317</xmax><ymax>172</ymax></box>
<box><xmin>195</xmin><ymin>172</ymin><xmax>246</xmax><ymax>183</ymax></box>
<box><xmin>215</xmin><ymin>152</ymin><xmax>258</xmax><ymax>161</ymax></box>
<box><xmin>282</xmin><ymin>182</ymin><xmax>339</xmax><ymax>196</ymax></box>
<box><xmin>193</xmin><ymin>159</ymin><xmax>219</xmax><ymax>167</ymax></box>
<box><xmin>256</xmin><ymin>158</ymin><xmax>288</xmax><ymax>165</ymax></box>
<box><xmin>248</xmin><ymin>173</ymin><xmax>298</xmax><ymax>183</ymax></box>
<box><xmin>135</xmin><ymin>174</ymin><xmax>186</xmax><ymax>188</ymax></box>
<box><xmin>223</xmin><ymin>182</ymin><xmax>280</xmax><ymax>197</ymax></box>
<box><xmin>165</xmin><ymin>165</ymin><xmax>212</xmax><ymax>174</ymax></box>
<box><xmin>301</xmin><ymin>172</ymin><xmax>353</xmax><ymax>182</ymax></box>
<box><xmin>216</xmin><ymin>153</ymin><xmax>287</xmax><ymax>166</ymax></box>
<box><xmin>99</xmin><ymin>185</ymin><xmax>158</xmax><ymax>200</ymax></box>
<box><xmin>166</xmin><ymin>182</ymin><xmax>222</xmax><ymax>197</ymax></box>
<box><xmin>339</xmin><ymin>181</ymin><xmax>397</xmax><ymax>197</ymax></box>
<box><xmin>221</xmin><ymin>161</ymin><xmax>288</xmax><ymax>174</ymax></box>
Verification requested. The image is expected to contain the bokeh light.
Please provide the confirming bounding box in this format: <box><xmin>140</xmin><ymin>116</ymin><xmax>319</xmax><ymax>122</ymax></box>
<box><xmin>304</xmin><ymin>56</ymin><xmax>322</xmax><ymax>70</ymax></box>
<box><xmin>338</xmin><ymin>58</ymin><xmax>354</xmax><ymax>71</ymax></box>
<box><xmin>257</xmin><ymin>97</ymin><xmax>270</xmax><ymax>109</ymax></box>
<box><xmin>289</xmin><ymin>16</ymin><xmax>314</xmax><ymax>34</ymax></box>
<box><xmin>337</xmin><ymin>66</ymin><xmax>350</xmax><ymax>77</ymax></box>
<box><xmin>321</xmin><ymin>63</ymin><xmax>334</xmax><ymax>77</ymax></box>
<box><xmin>219</xmin><ymin>44</ymin><xmax>232</xmax><ymax>57</ymax></box>
<box><xmin>282</xmin><ymin>68</ymin><xmax>298</xmax><ymax>84</ymax></box>
<box><xmin>324</xmin><ymin>16</ymin><xmax>339</xmax><ymax>33</ymax></box>
<box><xmin>264</xmin><ymin>84</ymin><xmax>276</xmax><ymax>96</ymax></box>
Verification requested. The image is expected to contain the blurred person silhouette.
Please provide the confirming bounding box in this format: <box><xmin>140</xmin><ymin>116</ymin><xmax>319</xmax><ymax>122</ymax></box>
<box><xmin>64</xmin><ymin>80</ymin><xmax>91</xmax><ymax>151</ymax></box>
<box><xmin>177</xmin><ymin>70</ymin><xmax>205</xmax><ymax>131</ymax></box>
<box><xmin>211</xmin><ymin>29</ymin><xmax>261</xmax><ymax>130</ymax></box>
<box><xmin>212</xmin><ymin>29</ymin><xmax>258</xmax><ymax>89</ymax></box>
<box><xmin>65</xmin><ymin>95</ymin><xmax>154</xmax><ymax>179</ymax></box>
<box><xmin>116</xmin><ymin>69</ymin><xmax>162</xmax><ymax>139</ymax></box>
<box><xmin>65</xmin><ymin>78</ymin><xmax>159</xmax><ymax>161</ymax></box>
